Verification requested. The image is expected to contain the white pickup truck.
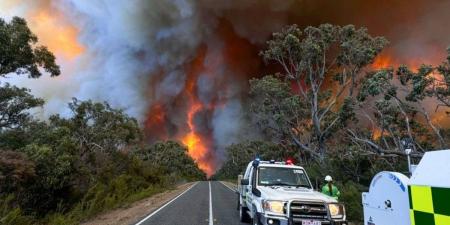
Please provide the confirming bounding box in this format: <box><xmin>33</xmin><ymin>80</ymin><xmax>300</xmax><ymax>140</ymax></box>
<box><xmin>237</xmin><ymin>159</ymin><xmax>347</xmax><ymax>225</ymax></box>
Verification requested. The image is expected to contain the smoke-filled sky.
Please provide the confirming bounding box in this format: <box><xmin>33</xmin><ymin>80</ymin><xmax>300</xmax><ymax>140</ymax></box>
<box><xmin>1</xmin><ymin>0</ymin><xmax>449</xmax><ymax>175</ymax></box>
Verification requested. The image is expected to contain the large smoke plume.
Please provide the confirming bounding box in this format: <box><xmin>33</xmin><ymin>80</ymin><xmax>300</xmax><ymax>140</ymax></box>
<box><xmin>1</xmin><ymin>0</ymin><xmax>449</xmax><ymax>175</ymax></box>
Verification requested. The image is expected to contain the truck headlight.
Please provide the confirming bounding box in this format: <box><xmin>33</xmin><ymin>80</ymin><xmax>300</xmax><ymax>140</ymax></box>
<box><xmin>328</xmin><ymin>203</ymin><xmax>345</xmax><ymax>219</ymax></box>
<box><xmin>262</xmin><ymin>200</ymin><xmax>285</xmax><ymax>214</ymax></box>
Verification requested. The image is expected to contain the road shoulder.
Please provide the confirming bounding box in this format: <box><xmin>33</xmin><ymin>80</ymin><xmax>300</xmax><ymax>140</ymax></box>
<box><xmin>80</xmin><ymin>182</ymin><xmax>194</xmax><ymax>225</ymax></box>
<box><xmin>221</xmin><ymin>181</ymin><xmax>237</xmax><ymax>191</ymax></box>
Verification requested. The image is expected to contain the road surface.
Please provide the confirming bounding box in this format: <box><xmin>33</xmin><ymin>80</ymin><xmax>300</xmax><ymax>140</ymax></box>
<box><xmin>135</xmin><ymin>181</ymin><xmax>246</xmax><ymax>225</ymax></box>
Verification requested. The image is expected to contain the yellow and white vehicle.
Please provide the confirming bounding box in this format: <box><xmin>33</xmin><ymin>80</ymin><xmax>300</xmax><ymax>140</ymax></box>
<box><xmin>363</xmin><ymin>150</ymin><xmax>450</xmax><ymax>225</ymax></box>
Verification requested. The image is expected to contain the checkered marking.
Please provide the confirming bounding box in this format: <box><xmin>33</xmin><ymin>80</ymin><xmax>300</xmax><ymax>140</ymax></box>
<box><xmin>409</xmin><ymin>185</ymin><xmax>450</xmax><ymax>225</ymax></box>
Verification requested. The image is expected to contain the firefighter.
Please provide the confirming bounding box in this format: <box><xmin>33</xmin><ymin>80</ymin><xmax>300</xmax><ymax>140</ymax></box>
<box><xmin>321</xmin><ymin>175</ymin><xmax>341</xmax><ymax>200</ymax></box>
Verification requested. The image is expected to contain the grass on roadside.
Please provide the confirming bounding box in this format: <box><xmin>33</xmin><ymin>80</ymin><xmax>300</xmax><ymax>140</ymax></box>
<box><xmin>0</xmin><ymin>174</ymin><xmax>177</xmax><ymax>225</ymax></box>
<box><xmin>46</xmin><ymin>175</ymin><xmax>174</xmax><ymax>225</ymax></box>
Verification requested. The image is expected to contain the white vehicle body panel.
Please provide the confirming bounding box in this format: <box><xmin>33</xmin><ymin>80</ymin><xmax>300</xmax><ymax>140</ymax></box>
<box><xmin>237</xmin><ymin>160</ymin><xmax>346</xmax><ymax>225</ymax></box>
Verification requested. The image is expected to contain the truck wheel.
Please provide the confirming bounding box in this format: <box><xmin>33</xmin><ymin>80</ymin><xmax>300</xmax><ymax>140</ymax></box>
<box><xmin>252</xmin><ymin>210</ymin><xmax>262</xmax><ymax>225</ymax></box>
<box><xmin>239</xmin><ymin>203</ymin><xmax>250</xmax><ymax>223</ymax></box>
<box><xmin>237</xmin><ymin>196</ymin><xmax>240</xmax><ymax>211</ymax></box>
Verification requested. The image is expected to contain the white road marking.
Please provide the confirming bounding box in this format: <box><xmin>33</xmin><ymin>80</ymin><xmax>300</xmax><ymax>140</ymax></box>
<box><xmin>209</xmin><ymin>181</ymin><xmax>214</xmax><ymax>225</ymax></box>
<box><xmin>219</xmin><ymin>181</ymin><xmax>237</xmax><ymax>192</ymax></box>
<box><xmin>134</xmin><ymin>182</ymin><xmax>198</xmax><ymax>225</ymax></box>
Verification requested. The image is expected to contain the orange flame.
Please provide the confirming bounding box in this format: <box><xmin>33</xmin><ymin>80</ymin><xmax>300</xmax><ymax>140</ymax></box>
<box><xmin>144</xmin><ymin>21</ymin><xmax>261</xmax><ymax>176</ymax></box>
<box><xmin>372</xmin><ymin>54</ymin><xmax>394</xmax><ymax>69</ymax></box>
<box><xmin>179</xmin><ymin>47</ymin><xmax>215</xmax><ymax>176</ymax></box>
<box><xmin>181</xmin><ymin>101</ymin><xmax>213</xmax><ymax>176</ymax></box>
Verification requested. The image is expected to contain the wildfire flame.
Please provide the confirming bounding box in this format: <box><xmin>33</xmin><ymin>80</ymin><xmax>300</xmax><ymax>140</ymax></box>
<box><xmin>181</xmin><ymin>102</ymin><xmax>213</xmax><ymax>175</ymax></box>
<box><xmin>144</xmin><ymin>22</ymin><xmax>261</xmax><ymax>177</ymax></box>
<box><xmin>372</xmin><ymin>54</ymin><xmax>394</xmax><ymax>69</ymax></box>
<box><xmin>179</xmin><ymin>47</ymin><xmax>215</xmax><ymax>176</ymax></box>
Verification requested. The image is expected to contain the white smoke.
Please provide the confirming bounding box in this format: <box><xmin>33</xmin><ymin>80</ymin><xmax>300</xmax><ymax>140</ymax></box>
<box><xmin>56</xmin><ymin>0</ymin><xmax>211</xmax><ymax>119</ymax></box>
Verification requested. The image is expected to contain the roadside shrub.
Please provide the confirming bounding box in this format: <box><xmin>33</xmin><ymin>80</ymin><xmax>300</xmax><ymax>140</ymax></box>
<box><xmin>339</xmin><ymin>181</ymin><xmax>365</xmax><ymax>224</ymax></box>
<box><xmin>0</xmin><ymin>195</ymin><xmax>34</xmax><ymax>225</ymax></box>
<box><xmin>136</xmin><ymin>141</ymin><xmax>206</xmax><ymax>181</ymax></box>
<box><xmin>0</xmin><ymin>150</ymin><xmax>35</xmax><ymax>193</ymax></box>
<box><xmin>0</xmin><ymin>99</ymin><xmax>205</xmax><ymax>224</ymax></box>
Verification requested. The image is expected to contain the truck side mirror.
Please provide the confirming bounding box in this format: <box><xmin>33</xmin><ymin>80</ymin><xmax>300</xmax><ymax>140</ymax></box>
<box><xmin>241</xmin><ymin>179</ymin><xmax>249</xmax><ymax>185</ymax></box>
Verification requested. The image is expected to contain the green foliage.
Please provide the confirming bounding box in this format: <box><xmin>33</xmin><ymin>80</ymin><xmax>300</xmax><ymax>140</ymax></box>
<box><xmin>50</xmin><ymin>98</ymin><xmax>143</xmax><ymax>155</ymax></box>
<box><xmin>335</xmin><ymin>97</ymin><xmax>357</xmax><ymax>129</ymax></box>
<box><xmin>0</xmin><ymin>150</ymin><xmax>35</xmax><ymax>193</ymax></box>
<box><xmin>0</xmin><ymin>83</ymin><xmax>44</xmax><ymax>130</ymax></box>
<box><xmin>65</xmin><ymin>175</ymin><xmax>156</xmax><ymax>220</ymax></box>
<box><xmin>257</xmin><ymin>24</ymin><xmax>388</xmax><ymax>159</ymax></box>
<box><xmin>0</xmin><ymin>99</ymin><xmax>204</xmax><ymax>224</ymax></box>
<box><xmin>0</xmin><ymin>195</ymin><xmax>33</xmax><ymax>225</ymax></box>
<box><xmin>339</xmin><ymin>181</ymin><xmax>365</xmax><ymax>223</ymax></box>
<box><xmin>18</xmin><ymin>144</ymin><xmax>76</xmax><ymax>215</ymax></box>
<box><xmin>397</xmin><ymin>49</ymin><xmax>450</xmax><ymax>113</ymax></box>
<box><xmin>398</xmin><ymin>65</ymin><xmax>434</xmax><ymax>102</ymax></box>
<box><xmin>0</xmin><ymin>17</ymin><xmax>60</xmax><ymax>77</ymax></box>
<box><xmin>248</xmin><ymin>75</ymin><xmax>306</xmax><ymax>143</ymax></box>
<box><xmin>356</xmin><ymin>65</ymin><xmax>447</xmax><ymax>151</ymax></box>
<box><xmin>136</xmin><ymin>141</ymin><xmax>206</xmax><ymax>181</ymax></box>
<box><xmin>0</xmin><ymin>208</ymin><xmax>33</xmax><ymax>225</ymax></box>
<box><xmin>45</xmin><ymin>174</ymin><xmax>166</xmax><ymax>225</ymax></box>
<box><xmin>0</xmin><ymin>16</ymin><xmax>205</xmax><ymax>224</ymax></box>
<box><xmin>357</xmin><ymin>69</ymin><xmax>395</xmax><ymax>102</ymax></box>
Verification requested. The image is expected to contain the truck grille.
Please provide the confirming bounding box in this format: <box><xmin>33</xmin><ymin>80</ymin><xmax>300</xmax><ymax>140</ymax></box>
<box><xmin>289</xmin><ymin>201</ymin><xmax>330</xmax><ymax>225</ymax></box>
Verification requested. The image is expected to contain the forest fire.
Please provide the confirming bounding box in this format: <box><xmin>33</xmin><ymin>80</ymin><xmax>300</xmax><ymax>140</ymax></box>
<box><xmin>3</xmin><ymin>2</ymin><xmax>450</xmax><ymax>223</ymax></box>
<box><xmin>2</xmin><ymin>0</ymin><xmax>449</xmax><ymax>177</ymax></box>
<box><xmin>179</xmin><ymin>49</ymin><xmax>215</xmax><ymax>175</ymax></box>
<box><xmin>143</xmin><ymin>22</ymin><xmax>261</xmax><ymax>176</ymax></box>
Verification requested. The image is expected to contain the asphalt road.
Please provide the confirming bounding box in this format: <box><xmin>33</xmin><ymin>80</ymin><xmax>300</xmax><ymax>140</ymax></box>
<box><xmin>135</xmin><ymin>181</ymin><xmax>247</xmax><ymax>225</ymax></box>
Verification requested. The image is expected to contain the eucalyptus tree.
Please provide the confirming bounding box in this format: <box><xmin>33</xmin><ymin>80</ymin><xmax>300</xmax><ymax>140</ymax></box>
<box><xmin>256</xmin><ymin>24</ymin><xmax>387</xmax><ymax>159</ymax></box>
<box><xmin>0</xmin><ymin>17</ymin><xmax>59</xmax><ymax>78</ymax></box>
<box><xmin>0</xmin><ymin>16</ymin><xmax>59</xmax><ymax>131</ymax></box>
<box><xmin>352</xmin><ymin>50</ymin><xmax>450</xmax><ymax>155</ymax></box>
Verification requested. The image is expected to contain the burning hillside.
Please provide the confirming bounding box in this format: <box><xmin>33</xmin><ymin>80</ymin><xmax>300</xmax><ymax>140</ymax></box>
<box><xmin>1</xmin><ymin>0</ymin><xmax>450</xmax><ymax>176</ymax></box>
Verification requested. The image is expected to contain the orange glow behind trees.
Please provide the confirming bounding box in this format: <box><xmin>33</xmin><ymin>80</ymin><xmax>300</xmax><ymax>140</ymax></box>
<box><xmin>29</xmin><ymin>9</ymin><xmax>84</xmax><ymax>59</ymax></box>
<box><xmin>369</xmin><ymin>52</ymin><xmax>449</xmax><ymax>139</ymax></box>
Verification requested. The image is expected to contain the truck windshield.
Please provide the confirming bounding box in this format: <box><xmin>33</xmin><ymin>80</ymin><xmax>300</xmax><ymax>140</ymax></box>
<box><xmin>258</xmin><ymin>167</ymin><xmax>311</xmax><ymax>188</ymax></box>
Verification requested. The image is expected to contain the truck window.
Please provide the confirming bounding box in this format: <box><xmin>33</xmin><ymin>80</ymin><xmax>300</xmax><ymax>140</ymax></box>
<box><xmin>258</xmin><ymin>167</ymin><xmax>312</xmax><ymax>188</ymax></box>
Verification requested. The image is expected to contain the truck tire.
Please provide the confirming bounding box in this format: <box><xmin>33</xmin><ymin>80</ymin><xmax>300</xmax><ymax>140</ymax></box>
<box><xmin>239</xmin><ymin>201</ymin><xmax>250</xmax><ymax>223</ymax></box>
<box><xmin>237</xmin><ymin>195</ymin><xmax>240</xmax><ymax>211</ymax></box>
<box><xmin>252</xmin><ymin>209</ymin><xmax>262</xmax><ymax>225</ymax></box>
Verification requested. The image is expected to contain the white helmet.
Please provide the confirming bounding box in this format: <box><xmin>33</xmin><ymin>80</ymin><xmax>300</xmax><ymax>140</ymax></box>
<box><xmin>325</xmin><ymin>175</ymin><xmax>333</xmax><ymax>182</ymax></box>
